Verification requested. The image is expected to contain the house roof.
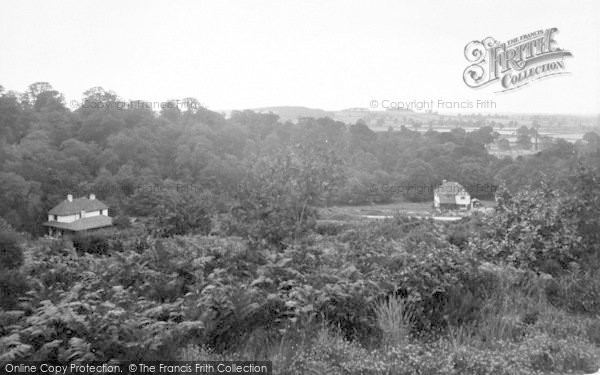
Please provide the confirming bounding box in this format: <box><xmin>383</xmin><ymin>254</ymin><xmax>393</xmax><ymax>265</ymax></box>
<box><xmin>49</xmin><ymin>197</ymin><xmax>108</xmax><ymax>216</ymax></box>
<box><xmin>434</xmin><ymin>181</ymin><xmax>469</xmax><ymax>196</ymax></box>
<box><xmin>43</xmin><ymin>215</ymin><xmax>113</xmax><ymax>231</ymax></box>
<box><xmin>437</xmin><ymin>192</ymin><xmax>458</xmax><ymax>205</ymax></box>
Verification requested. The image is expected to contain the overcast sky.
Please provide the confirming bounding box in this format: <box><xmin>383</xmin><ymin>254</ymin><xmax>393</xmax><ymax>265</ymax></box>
<box><xmin>1</xmin><ymin>0</ymin><xmax>599</xmax><ymax>114</ymax></box>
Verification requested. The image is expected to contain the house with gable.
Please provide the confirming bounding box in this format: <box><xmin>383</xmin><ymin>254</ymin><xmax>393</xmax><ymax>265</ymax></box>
<box><xmin>433</xmin><ymin>180</ymin><xmax>471</xmax><ymax>211</ymax></box>
<box><xmin>43</xmin><ymin>194</ymin><xmax>113</xmax><ymax>235</ymax></box>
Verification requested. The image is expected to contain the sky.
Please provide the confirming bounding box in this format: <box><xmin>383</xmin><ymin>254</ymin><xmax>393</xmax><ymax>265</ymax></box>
<box><xmin>1</xmin><ymin>0</ymin><xmax>599</xmax><ymax>115</ymax></box>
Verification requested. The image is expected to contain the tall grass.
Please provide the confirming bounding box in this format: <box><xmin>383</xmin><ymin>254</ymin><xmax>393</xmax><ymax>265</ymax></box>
<box><xmin>374</xmin><ymin>295</ymin><xmax>414</xmax><ymax>347</ymax></box>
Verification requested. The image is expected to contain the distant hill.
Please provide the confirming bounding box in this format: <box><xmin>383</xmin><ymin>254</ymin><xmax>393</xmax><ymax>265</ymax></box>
<box><xmin>248</xmin><ymin>106</ymin><xmax>509</xmax><ymax>130</ymax></box>
<box><xmin>240</xmin><ymin>107</ymin><xmax>594</xmax><ymax>142</ymax></box>
<box><xmin>252</xmin><ymin>106</ymin><xmax>335</xmax><ymax>122</ymax></box>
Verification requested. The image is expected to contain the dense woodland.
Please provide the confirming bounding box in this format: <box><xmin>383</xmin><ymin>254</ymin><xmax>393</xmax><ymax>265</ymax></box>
<box><xmin>1</xmin><ymin>82</ymin><xmax>600</xmax><ymax>373</ymax></box>
<box><xmin>1</xmin><ymin>83</ymin><xmax>599</xmax><ymax>236</ymax></box>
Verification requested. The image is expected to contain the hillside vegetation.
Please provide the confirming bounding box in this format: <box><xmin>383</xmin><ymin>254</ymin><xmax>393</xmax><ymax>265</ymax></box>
<box><xmin>1</xmin><ymin>83</ymin><xmax>600</xmax><ymax>373</ymax></box>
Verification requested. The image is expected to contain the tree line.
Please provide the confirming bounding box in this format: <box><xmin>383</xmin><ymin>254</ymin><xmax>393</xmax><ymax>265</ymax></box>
<box><xmin>1</xmin><ymin>82</ymin><xmax>599</xmax><ymax>236</ymax></box>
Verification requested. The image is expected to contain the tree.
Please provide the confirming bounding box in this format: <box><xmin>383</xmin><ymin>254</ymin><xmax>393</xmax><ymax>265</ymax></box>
<box><xmin>33</xmin><ymin>90</ymin><xmax>67</xmax><ymax>113</ymax></box>
<box><xmin>497</xmin><ymin>138</ymin><xmax>511</xmax><ymax>151</ymax></box>
<box><xmin>402</xmin><ymin>160</ymin><xmax>437</xmax><ymax>202</ymax></box>
<box><xmin>583</xmin><ymin>131</ymin><xmax>600</xmax><ymax>148</ymax></box>
<box><xmin>0</xmin><ymin>172</ymin><xmax>43</xmax><ymax>233</ymax></box>
<box><xmin>516</xmin><ymin>134</ymin><xmax>532</xmax><ymax>150</ymax></box>
<box><xmin>151</xmin><ymin>189</ymin><xmax>214</xmax><ymax>237</ymax></box>
<box><xmin>159</xmin><ymin>100</ymin><xmax>182</xmax><ymax>123</ymax></box>
<box><xmin>349</xmin><ymin>121</ymin><xmax>376</xmax><ymax>153</ymax></box>
<box><xmin>21</xmin><ymin>82</ymin><xmax>54</xmax><ymax>107</ymax></box>
<box><xmin>229</xmin><ymin>110</ymin><xmax>279</xmax><ymax>141</ymax></box>
<box><xmin>79</xmin><ymin>111</ymin><xmax>126</xmax><ymax>145</ymax></box>
<box><xmin>60</xmin><ymin>138</ymin><xmax>102</xmax><ymax>174</ymax></box>
<box><xmin>1</xmin><ymin>90</ymin><xmax>33</xmax><ymax>144</ymax></box>
<box><xmin>562</xmin><ymin>165</ymin><xmax>600</xmax><ymax>267</ymax></box>
<box><xmin>471</xmin><ymin>185</ymin><xmax>581</xmax><ymax>273</ymax></box>
<box><xmin>458</xmin><ymin>162</ymin><xmax>494</xmax><ymax>199</ymax></box>
<box><xmin>468</xmin><ymin>126</ymin><xmax>494</xmax><ymax>145</ymax></box>
<box><xmin>516</xmin><ymin>125</ymin><xmax>530</xmax><ymax>137</ymax></box>
<box><xmin>228</xmin><ymin>143</ymin><xmax>343</xmax><ymax>246</ymax></box>
<box><xmin>79</xmin><ymin>87</ymin><xmax>119</xmax><ymax>115</ymax></box>
<box><xmin>450</xmin><ymin>127</ymin><xmax>466</xmax><ymax>144</ymax></box>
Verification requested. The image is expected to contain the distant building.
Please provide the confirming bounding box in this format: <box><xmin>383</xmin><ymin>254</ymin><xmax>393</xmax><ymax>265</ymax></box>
<box><xmin>43</xmin><ymin>194</ymin><xmax>113</xmax><ymax>235</ymax></box>
<box><xmin>433</xmin><ymin>180</ymin><xmax>471</xmax><ymax>211</ymax></box>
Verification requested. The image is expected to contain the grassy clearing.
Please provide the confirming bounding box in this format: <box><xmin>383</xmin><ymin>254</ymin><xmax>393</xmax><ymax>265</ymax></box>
<box><xmin>319</xmin><ymin>199</ymin><xmax>495</xmax><ymax>220</ymax></box>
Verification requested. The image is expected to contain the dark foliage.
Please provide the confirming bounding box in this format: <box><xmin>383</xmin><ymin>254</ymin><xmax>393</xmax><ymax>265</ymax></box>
<box><xmin>72</xmin><ymin>232</ymin><xmax>110</xmax><ymax>255</ymax></box>
<box><xmin>0</xmin><ymin>270</ymin><xmax>28</xmax><ymax>309</ymax></box>
<box><xmin>0</xmin><ymin>231</ymin><xmax>24</xmax><ymax>270</ymax></box>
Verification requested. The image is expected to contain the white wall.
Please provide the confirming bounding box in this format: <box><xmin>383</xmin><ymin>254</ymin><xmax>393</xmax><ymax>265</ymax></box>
<box><xmin>53</xmin><ymin>209</ymin><xmax>107</xmax><ymax>222</ymax></box>
<box><xmin>83</xmin><ymin>210</ymin><xmax>101</xmax><ymax>218</ymax></box>
<box><xmin>57</xmin><ymin>214</ymin><xmax>78</xmax><ymax>223</ymax></box>
<box><xmin>456</xmin><ymin>194</ymin><xmax>471</xmax><ymax>205</ymax></box>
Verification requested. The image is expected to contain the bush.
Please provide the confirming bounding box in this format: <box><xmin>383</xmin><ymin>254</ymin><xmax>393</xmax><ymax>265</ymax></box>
<box><xmin>0</xmin><ymin>217</ymin><xmax>15</xmax><ymax>233</ymax></box>
<box><xmin>523</xmin><ymin>334</ymin><xmax>599</xmax><ymax>373</ymax></box>
<box><xmin>470</xmin><ymin>186</ymin><xmax>582</xmax><ymax>272</ymax></box>
<box><xmin>546</xmin><ymin>270</ymin><xmax>600</xmax><ymax>315</ymax></box>
<box><xmin>4</xmin><ymin>187</ymin><xmax>600</xmax><ymax>370</ymax></box>
<box><xmin>0</xmin><ymin>270</ymin><xmax>28</xmax><ymax>308</ymax></box>
<box><xmin>0</xmin><ymin>232</ymin><xmax>24</xmax><ymax>270</ymax></box>
<box><xmin>448</xmin><ymin>228</ymin><xmax>469</xmax><ymax>249</ymax></box>
<box><xmin>533</xmin><ymin>307</ymin><xmax>600</xmax><ymax>346</ymax></box>
<box><xmin>113</xmin><ymin>215</ymin><xmax>131</xmax><ymax>229</ymax></box>
<box><xmin>72</xmin><ymin>232</ymin><xmax>110</xmax><ymax>255</ymax></box>
<box><xmin>48</xmin><ymin>237</ymin><xmax>73</xmax><ymax>254</ymax></box>
<box><xmin>314</xmin><ymin>220</ymin><xmax>350</xmax><ymax>236</ymax></box>
<box><xmin>151</xmin><ymin>191</ymin><xmax>213</xmax><ymax>238</ymax></box>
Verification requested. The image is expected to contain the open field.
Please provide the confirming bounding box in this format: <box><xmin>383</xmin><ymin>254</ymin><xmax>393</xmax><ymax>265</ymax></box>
<box><xmin>319</xmin><ymin>199</ymin><xmax>496</xmax><ymax>221</ymax></box>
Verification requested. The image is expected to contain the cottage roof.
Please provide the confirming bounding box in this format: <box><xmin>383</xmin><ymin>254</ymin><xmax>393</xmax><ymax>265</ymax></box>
<box><xmin>49</xmin><ymin>196</ymin><xmax>108</xmax><ymax>216</ymax></box>
<box><xmin>437</xmin><ymin>192</ymin><xmax>457</xmax><ymax>205</ymax></box>
<box><xmin>434</xmin><ymin>181</ymin><xmax>469</xmax><ymax>196</ymax></box>
<box><xmin>43</xmin><ymin>215</ymin><xmax>113</xmax><ymax>232</ymax></box>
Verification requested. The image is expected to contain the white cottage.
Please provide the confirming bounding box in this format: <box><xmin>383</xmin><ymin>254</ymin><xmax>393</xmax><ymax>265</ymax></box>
<box><xmin>433</xmin><ymin>180</ymin><xmax>471</xmax><ymax>211</ymax></box>
<box><xmin>43</xmin><ymin>194</ymin><xmax>113</xmax><ymax>235</ymax></box>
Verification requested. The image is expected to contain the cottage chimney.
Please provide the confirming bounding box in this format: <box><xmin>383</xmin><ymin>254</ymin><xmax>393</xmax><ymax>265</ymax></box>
<box><xmin>89</xmin><ymin>194</ymin><xmax>96</xmax><ymax>200</ymax></box>
<box><xmin>67</xmin><ymin>194</ymin><xmax>73</xmax><ymax>202</ymax></box>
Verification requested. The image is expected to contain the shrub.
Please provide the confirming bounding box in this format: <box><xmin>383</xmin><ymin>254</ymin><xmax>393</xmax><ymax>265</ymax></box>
<box><xmin>441</xmin><ymin>264</ymin><xmax>504</xmax><ymax>328</ymax></box>
<box><xmin>151</xmin><ymin>191</ymin><xmax>213</xmax><ymax>238</ymax></box>
<box><xmin>225</xmin><ymin>148</ymin><xmax>341</xmax><ymax>247</ymax></box>
<box><xmin>314</xmin><ymin>220</ymin><xmax>350</xmax><ymax>236</ymax></box>
<box><xmin>533</xmin><ymin>307</ymin><xmax>600</xmax><ymax>346</ymax></box>
<box><xmin>470</xmin><ymin>186</ymin><xmax>581</xmax><ymax>272</ymax></box>
<box><xmin>448</xmin><ymin>228</ymin><xmax>469</xmax><ymax>249</ymax></box>
<box><xmin>522</xmin><ymin>334</ymin><xmax>599</xmax><ymax>373</ymax></box>
<box><xmin>0</xmin><ymin>231</ymin><xmax>24</xmax><ymax>270</ymax></box>
<box><xmin>72</xmin><ymin>232</ymin><xmax>110</xmax><ymax>255</ymax></box>
<box><xmin>545</xmin><ymin>270</ymin><xmax>600</xmax><ymax>315</ymax></box>
<box><xmin>47</xmin><ymin>237</ymin><xmax>73</xmax><ymax>254</ymax></box>
<box><xmin>0</xmin><ymin>270</ymin><xmax>28</xmax><ymax>308</ymax></box>
<box><xmin>113</xmin><ymin>215</ymin><xmax>131</xmax><ymax>229</ymax></box>
<box><xmin>0</xmin><ymin>217</ymin><xmax>15</xmax><ymax>233</ymax></box>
